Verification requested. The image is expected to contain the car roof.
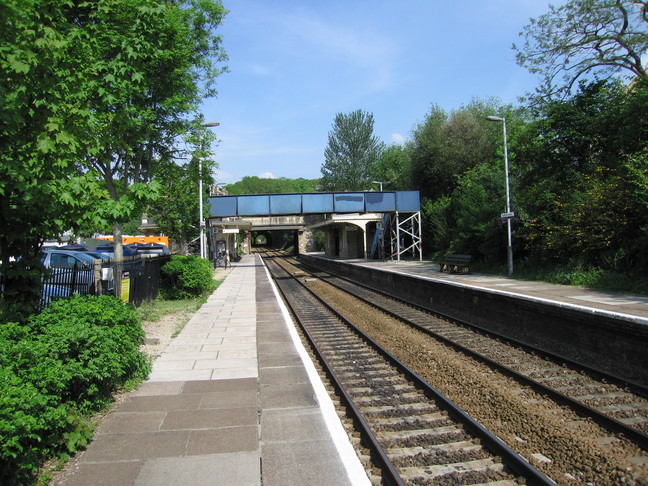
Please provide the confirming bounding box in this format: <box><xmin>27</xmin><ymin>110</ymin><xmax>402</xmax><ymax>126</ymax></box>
<box><xmin>42</xmin><ymin>249</ymin><xmax>99</xmax><ymax>262</ymax></box>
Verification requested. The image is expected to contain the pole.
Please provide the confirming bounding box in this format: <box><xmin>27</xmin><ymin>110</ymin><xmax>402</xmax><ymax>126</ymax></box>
<box><xmin>199</xmin><ymin>161</ymin><xmax>204</xmax><ymax>259</ymax></box>
<box><xmin>200</xmin><ymin>121</ymin><xmax>220</xmax><ymax>260</ymax></box>
<box><xmin>502</xmin><ymin>118</ymin><xmax>513</xmax><ymax>277</ymax></box>
<box><xmin>487</xmin><ymin>115</ymin><xmax>513</xmax><ymax>277</ymax></box>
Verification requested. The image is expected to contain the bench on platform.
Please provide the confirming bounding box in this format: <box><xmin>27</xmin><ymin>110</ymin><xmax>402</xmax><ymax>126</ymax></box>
<box><xmin>439</xmin><ymin>254</ymin><xmax>472</xmax><ymax>274</ymax></box>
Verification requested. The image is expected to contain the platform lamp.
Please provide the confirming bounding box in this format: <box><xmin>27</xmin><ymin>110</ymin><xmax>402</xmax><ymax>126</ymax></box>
<box><xmin>486</xmin><ymin>115</ymin><xmax>513</xmax><ymax>277</ymax></box>
<box><xmin>200</xmin><ymin>122</ymin><xmax>220</xmax><ymax>259</ymax></box>
<box><xmin>371</xmin><ymin>180</ymin><xmax>390</xmax><ymax>191</ymax></box>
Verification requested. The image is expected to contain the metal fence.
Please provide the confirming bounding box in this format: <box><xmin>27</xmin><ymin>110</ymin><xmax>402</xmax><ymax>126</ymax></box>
<box><xmin>126</xmin><ymin>255</ymin><xmax>170</xmax><ymax>306</ymax></box>
<box><xmin>40</xmin><ymin>262</ymin><xmax>97</xmax><ymax>309</ymax></box>
<box><xmin>39</xmin><ymin>255</ymin><xmax>171</xmax><ymax>310</ymax></box>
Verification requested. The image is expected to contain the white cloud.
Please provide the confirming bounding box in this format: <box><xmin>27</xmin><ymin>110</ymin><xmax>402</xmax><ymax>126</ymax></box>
<box><xmin>259</xmin><ymin>172</ymin><xmax>275</xmax><ymax>179</ymax></box>
<box><xmin>271</xmin><ymin>10</ymin><xmax>398</xmax><ymax>91</ymax></box>
<box><xmin>391</xmin><ymin>133</ymin><xmax>406</xmax><ymax>145</ymax></box>
<box><xmin>247</xmin><ymin>64</ymin><xmax>276</xmax><ymax>77</ymax></box>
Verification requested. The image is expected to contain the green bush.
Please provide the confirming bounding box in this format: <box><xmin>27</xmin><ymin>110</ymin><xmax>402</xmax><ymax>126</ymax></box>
<box><xmin>27</xmin><ymin>295</ymin><xmax>149</xmax><ymax>411</ymax></box>
<box><xmin>0</xmin><ymin>368</ymin><xmax>69</xmax><ymax>485</ymax></box>
<box><xmin>0</xmin><ymin>295</ymin><xmax>150</xmax><ymax>483</ymax></box>
<box><xmin>160</xmin><ymin>255</ymin><xmax>216</xmax><ymax>300</ymax></box>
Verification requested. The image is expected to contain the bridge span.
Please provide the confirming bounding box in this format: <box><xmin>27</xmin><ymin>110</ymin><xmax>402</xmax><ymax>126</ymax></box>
<box><xmin>206</xmin><ymin>191</ymin><xmax>421</xmax><ymax>261</ymax></box>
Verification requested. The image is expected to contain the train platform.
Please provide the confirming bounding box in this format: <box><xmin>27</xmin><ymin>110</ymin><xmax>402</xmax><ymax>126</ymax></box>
<box><xmin>342</xmin><ymin>257</ymin><xmax>648</xmax><ymax>322</ymax></box>
<box><xmin>55</xmin><ymin>254</ymin><xmax>370</xmax><ymax>486</ymax></box>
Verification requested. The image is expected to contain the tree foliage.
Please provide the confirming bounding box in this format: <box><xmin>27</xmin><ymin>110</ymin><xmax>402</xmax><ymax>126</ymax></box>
<box><xmin>0</xmin><ymin>0</ymin><xmax>97</xmax><ymax>320</ymax></box>
<box><xmin>514</xmin><ymin>0</ymin><xmax>648</xmax><ymax>99</ymax></box>
<box><xmin>0</xmin><ymin>0</ymin><xmax>227</xmax><ymax>319</ymax></box>
<box><xmin>64</xmin><ymin>0</ymin><xmax>226</xmax><ymax>262</ymax></box>
<box><xmin>515</xmin><ymin>79</ymin><xmax>648</xmax><ymax>272</ymax></box>
<box><xmin>225</xmin><ymin>176</ymin><xmax>319</xmax><ymax>195</ymax></box>
<box><xmin>148</xmin><ymin>128</ymin><xmax>217</xmax><ymax>255</ymax></box>
<box><xmin>410</xmin><ymin>98</ymin><xmax>522</xmax><ymax>201</ymax></box>
<box><xmin>369</xmin><ymin>144</ymin><xmax>412</xmax><ymax>191</ymax></box>
<box><xmin>320</xmin><ymin>109</ymin><xmax>385</xmax><ymax>191</ymax></box>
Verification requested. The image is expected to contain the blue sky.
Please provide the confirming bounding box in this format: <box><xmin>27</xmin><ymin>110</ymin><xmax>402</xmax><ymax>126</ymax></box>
<box><xmin>202</xmin><ymin>0</ymin><xmax>561</xmax><ymax>184</ymax></box>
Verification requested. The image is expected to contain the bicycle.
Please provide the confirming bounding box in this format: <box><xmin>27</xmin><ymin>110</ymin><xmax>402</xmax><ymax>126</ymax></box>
<box><xmin>214</xmin><ymin>251</ymin><xmax>228</xmax><ymax>269</ymax></box>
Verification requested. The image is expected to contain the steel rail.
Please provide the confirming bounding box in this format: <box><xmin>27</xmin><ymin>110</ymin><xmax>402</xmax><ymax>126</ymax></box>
<box><xmin>263</xmin><ymin>254</ymin><xmax>554</xmax><ymax>486</ymax></box>
<box><xmin>296</xmin><ymin>258</ymin><xmax>648</xmax><ymax>451</ymax></box>
<box><xmin>301</xmin><ymin>258</ymin><xmax>648</xmax><ymax>394</ymax></box>
<box><xmin>263</xmin><ymin>257</ymin><xmax>404</xmax><ymax>486</ymax></box>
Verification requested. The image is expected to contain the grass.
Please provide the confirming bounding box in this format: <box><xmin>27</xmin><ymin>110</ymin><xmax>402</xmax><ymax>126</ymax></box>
<box><xmin>137</xmin><ymin>297</ymin><xmax>205</xmax><ymax>323</ymax></box>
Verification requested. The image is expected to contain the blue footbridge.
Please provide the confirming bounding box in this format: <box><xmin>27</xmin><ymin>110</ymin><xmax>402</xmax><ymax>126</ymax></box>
<box><xmin>207</xmin><ymin>191</ymin><xmax>422</xmax><ymax>261</ymax></box>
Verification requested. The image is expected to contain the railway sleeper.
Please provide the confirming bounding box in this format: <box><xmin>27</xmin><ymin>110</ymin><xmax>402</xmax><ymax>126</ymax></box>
<box><xmin>370</xmin><ymin>412</ymin><xmax>448</xmax><ymax>426</ymax></box>
<box><xmin>598</xmin><ymin>401</ymin><xmax>648</xmax><ymax>413</ymax></box>
<box><xmin>568</xmin><ymin>390</ymin><xmax>634</xmax><ymax>401</ymax></box>
<box><xmin>351</xmin><ymin>393</ymin><xmax>427</xmax><ymax>405</ymax></box>
<box><xmin>387</xmin><ymin>440</ymin><xmax>481</xmax><ymax>458</ymax></box>
<box><xmin>397</xmin><ymin>458</ymin><xmax>508</xmax><ymax>482</ymax></box>
<box><xmin>363</xmin><ymin>402</ymin><xmax>437</xmax><ymax>415</ymax></box>
<box><xmin>378</xmin><ymin>425</ymin><xmax>465</xmax><ymax>441</ymax></box>
<box><xmin>350</xmin><ymin>384</ymin><xmax>413</xmax><ymax>395</ymax></box>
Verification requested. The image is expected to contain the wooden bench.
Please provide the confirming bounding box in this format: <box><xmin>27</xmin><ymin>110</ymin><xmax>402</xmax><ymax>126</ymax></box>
<box><xmin>439</xmin><ymin>254</ymin><xmax>472</xmax><ymax>274</ymax></box>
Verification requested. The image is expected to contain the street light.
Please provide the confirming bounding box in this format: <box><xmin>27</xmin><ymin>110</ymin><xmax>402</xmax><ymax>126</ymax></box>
<box><xmin>200</xmin><ymin>122</ymin><xmax>220</xmax><ymax>259</ymax></box>
<box><xmin>371</xmin><ymin>180</ymin><xmax>390</xmax><ymax>191</ymax></box>
<box><xmin>486</xmin><ymin>115</ymin><xmax>513</xmax><ymax>277</ymax></box>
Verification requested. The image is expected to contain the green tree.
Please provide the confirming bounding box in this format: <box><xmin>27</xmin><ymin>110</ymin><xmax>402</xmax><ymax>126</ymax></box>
<box><xmin>0</xmin><ymin>0</ymin><xmax>227</xmax><ymax>318</ymax></box>
<box><xmin>0</xmin><ymin>1</ymin><xmax>100</xmax><ymax>320</ymax></box>
<box><xmin>369</xmin><ymin>144</ymin><xmax>412</xmax><ymax>191</ymax></box>
<box><xmin>148</xmin><ymin>130</ymin><xmax>217</xmax><ymax>255</ymax></box>
<box><xmin>225</xmin><ymin>176</ymin><xmax>319</xmax><ymax>195</ymax></box>
<box><xmin>516</xmin><ymin>79</ymin><xmax>648</xmax><ymax>272</ymax></box>
<box><xmin>320</xmin><ymin>109</ymin><xmax>385</xmax><ymax>191</ymax></box>
<box><xmin>514</xmin><ymin>0</ymin><xmax>648</xmax><ymax>99</ymax></box>
<box><xmin>410</xmin><ymin>98</ymin><xmax>520</xmax><ymax>201</ymax></box>
<box><xmin>65</xmin><ymin>1</ymin><xmax>226</xmax><ymax>264</ymax></box>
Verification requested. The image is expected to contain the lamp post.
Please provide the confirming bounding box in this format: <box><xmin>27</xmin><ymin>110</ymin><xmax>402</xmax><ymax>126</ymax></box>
<box><xmin>200</xmin><ymin>122</ymin><xmax>220</xmax><ymax>259</ymax></box>
<box><xmin>371</xmin><ymin>180</ymin><xmax>390</xmax><ymax>191</ymax></box>
<box><xmin>486</xmin><ymin>115</ymin><xmax>513</xmax><ymax>277</ymax></box>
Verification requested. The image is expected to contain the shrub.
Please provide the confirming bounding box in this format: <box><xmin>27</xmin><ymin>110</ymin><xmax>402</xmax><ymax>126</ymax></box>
<box><xmin>0</xmin><ymin>368</ymin><xmax>70</xmax><ymax>485</ymax></box>
<box><xmin>160</xmin><ymin>255</ymin><xmax>216</xmax><ymax>300</ymax></box>
<box><xmin>26</xmin><ymin>295</ymin><xmax>149</xmax><ymax>411</ymax></box>
<box><xmin>0</xmin><ymin>295</ymin><xmax>150</xmax><ymax>483</ymax></box>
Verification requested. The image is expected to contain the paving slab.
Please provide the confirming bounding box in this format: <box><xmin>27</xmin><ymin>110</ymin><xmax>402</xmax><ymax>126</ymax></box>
<box><xmin>56</xmin><ymin>254</ymin><xmax>369</xmax><ymax>486</ymax></box>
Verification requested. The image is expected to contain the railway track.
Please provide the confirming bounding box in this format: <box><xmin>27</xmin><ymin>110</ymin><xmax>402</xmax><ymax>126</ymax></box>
<box><xmin>290</xmin><ymin>256</ymin><xmax>648</xmax><ymax>451</ymax></box>
<box><xmin>262</xmin><ymin>253</ymin><xmax>553</xmax><ymax>485</ymax></box>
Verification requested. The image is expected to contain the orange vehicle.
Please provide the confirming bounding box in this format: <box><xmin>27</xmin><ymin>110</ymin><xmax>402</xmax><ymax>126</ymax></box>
<box><xmin>96</xmin><ymin>235</ymin><xmax>169</xmax><ymax>248</ymax></box>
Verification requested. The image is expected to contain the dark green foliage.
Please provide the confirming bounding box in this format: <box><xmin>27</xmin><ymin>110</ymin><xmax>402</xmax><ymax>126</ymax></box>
<box><xmin>225</xmin><ymin>176</ymin><xmax>319</xmax><ymax>195</ymax></box>
<box><xmin>515</xmin><ymin>80</ymin><xmax>648</xmax><ymax>274</ymax></box>
<box><xmin>0</xmin><ymin>368</ymin><xmax>70</xmax><ymax>485</ymax></box>
<box><xmin>160</xmin><ymin>255</ymin><xmax>216</xmax><ymax>300</ymax></box>
<box><xmin>369</xmin><ymin>144</ymin><xmax>413</xmax><ymax>191</ymax></box>
<box><xmin>27</xmin><ymin>295</ymin><xmax>148</xmax><ymax>410</ymax></box>
<box><xmin>0</xmin><ymin>0</ymin><xmax>227</xmax><ymax>319</ymax></box>
<box><xmin>0</xmin><ymin>295</ymin><xmax>149</xmax><ymax>483</ymax></box>
<box><xmin>410</xmin><ymin>99</ymin><xmax>522</xmax><ymax>201</ymax></box>
<box><xmin>320</xmin><ymin>109</ymin><xmax>385</xmax><ymax>191</ymax></box>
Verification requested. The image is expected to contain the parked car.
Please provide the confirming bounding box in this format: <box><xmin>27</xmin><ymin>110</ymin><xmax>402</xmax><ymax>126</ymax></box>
<box><xmin>40</xmin><ymin>249</ymin><xmax>101</xmax><ymax>295</ymax></box>
<box><xmin>126</xmin><ymin>242</ymin><xmax>170</xmax><ymax>257</ymax></box>
<box><xmin>41</xmin><ymin>283</ymin><xmax>71</xmax><ymax>306</ymax></box>
<box><xmin>94</xmin><ymin>242</ymin><xmax>139</xmax><ymax>256</ymax></box>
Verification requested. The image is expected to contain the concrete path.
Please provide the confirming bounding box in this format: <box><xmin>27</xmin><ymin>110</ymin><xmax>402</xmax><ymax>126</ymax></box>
<box><xmin>57</xmin><ymin>254</ymin><xmax>369</xmax><ymax>486</ymax></box>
